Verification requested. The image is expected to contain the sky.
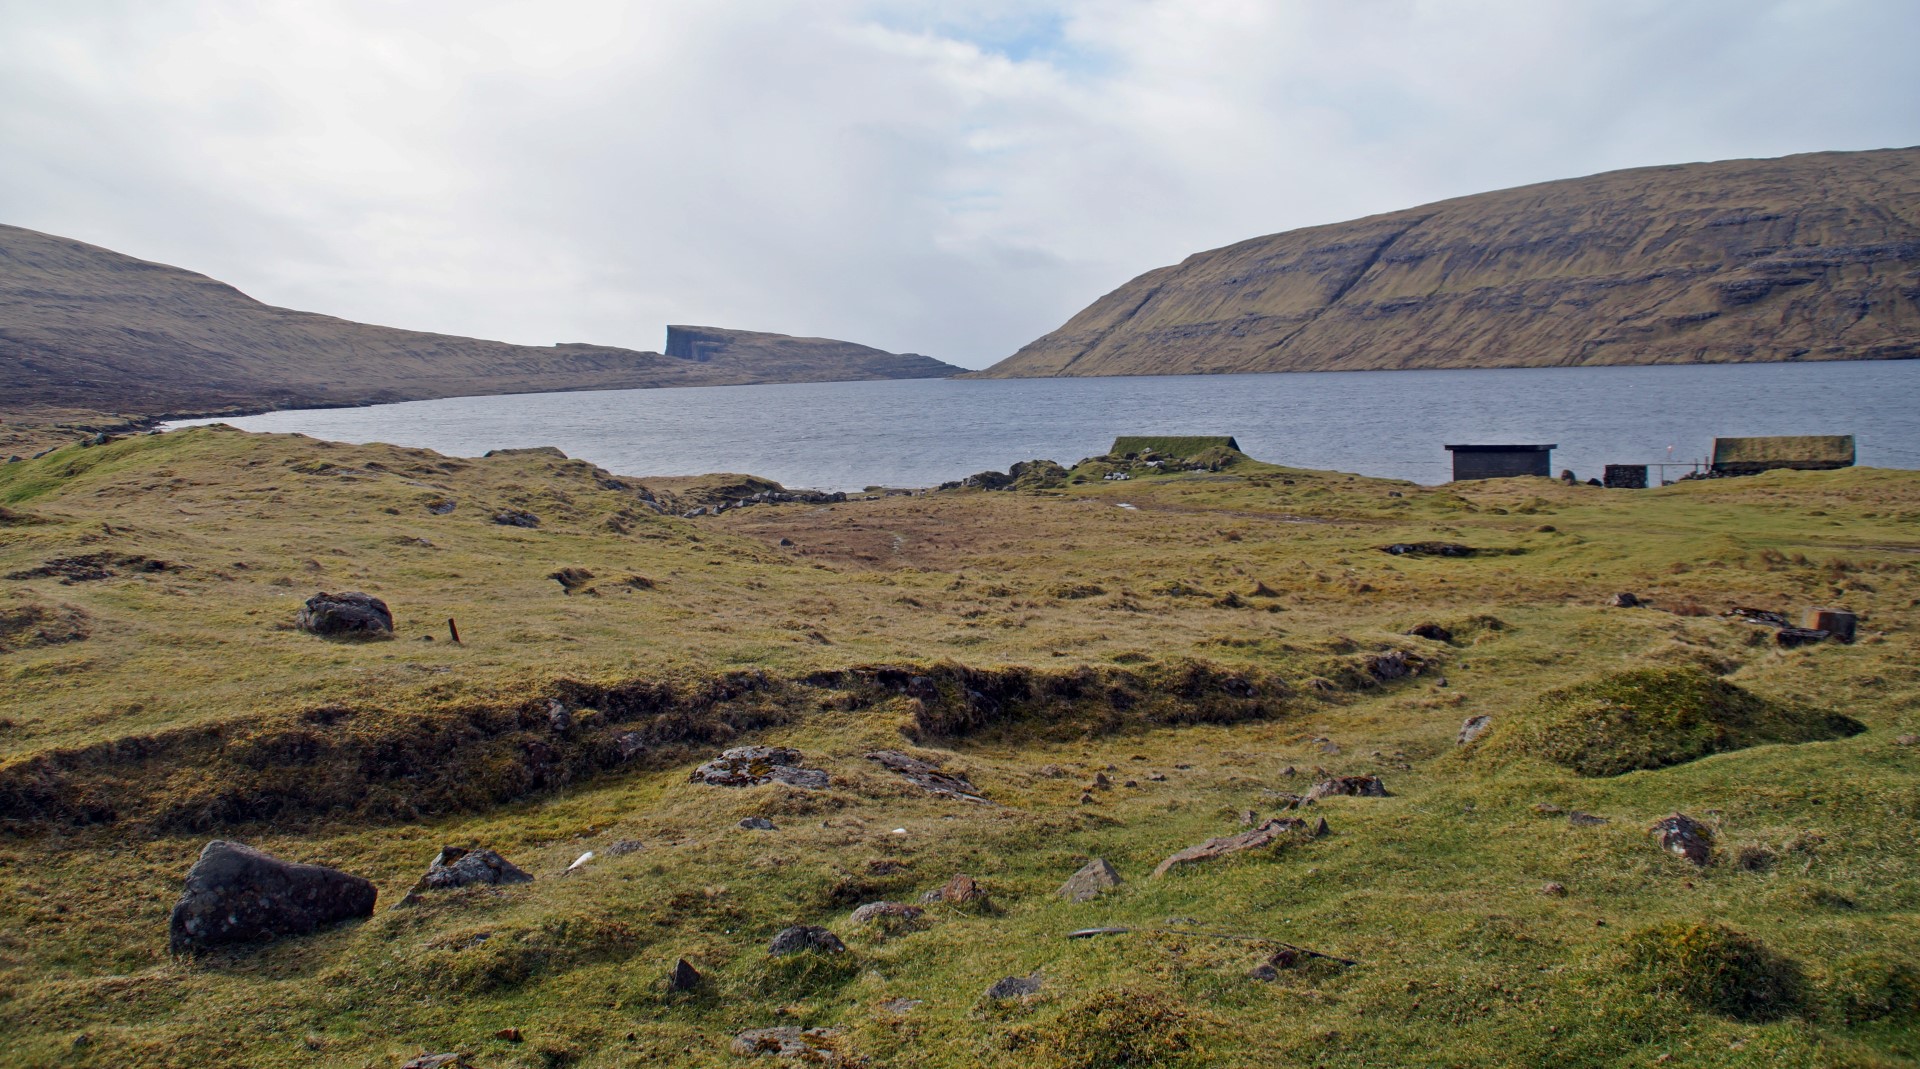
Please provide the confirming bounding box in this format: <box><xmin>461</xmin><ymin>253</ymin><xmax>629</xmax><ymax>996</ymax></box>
<box><xmin>1</xmin><ymin>1</ymin><xmax>1916</xmax><ymax>370</ymax></box>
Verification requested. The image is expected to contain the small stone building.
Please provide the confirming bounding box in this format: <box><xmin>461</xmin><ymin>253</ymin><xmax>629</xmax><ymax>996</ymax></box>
<box><xmin>1444</xmin><ymin>443</ymin><xmax>1556</xmax><ymax>481</ymax></box>
<box><xmin>1709</xmin><ymin>435</ymin><xmax>1854</xmax><ymax>476</ymax></box>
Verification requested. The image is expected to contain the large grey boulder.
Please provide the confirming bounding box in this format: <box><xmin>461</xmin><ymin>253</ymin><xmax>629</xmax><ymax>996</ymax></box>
<box><xmin>168</xmin><ymin>841</ymin><xmax>376</xmax><ymax>953</ymax></box>
<box><xmin>411</xmin><ymin>846</ymin><xmax>532</xmax><ymax>894</ymax></box>
<box><xmin>690</xmin><ymin>745</ymin><xmax>829</xmax><ymax>789</ymax></box>
<box><xmin>295</xmin><ymin>591</ymin><xmax>393</xmax><ymax>637</ymax></box>
<box><xmin>768</xmin><ymin>925</ymin><xmax>847</xmax><ymax>956</ymax></box>
<box><xmin>1059</xmin><ymin>858</ymin><xmax>1123</xmax><ymax>902</ymax></box>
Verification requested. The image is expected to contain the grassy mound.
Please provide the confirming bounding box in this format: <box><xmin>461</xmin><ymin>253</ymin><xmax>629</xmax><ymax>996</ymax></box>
<box><xmin>1491</xmin><ymin>666</ymin><xmax>1863</xmax><ymax>777</ymax></box>
<box><xmin>1622</xmin><ymin>921</ymin><xmax>1805</xmax><ymax>1021</ymax></box>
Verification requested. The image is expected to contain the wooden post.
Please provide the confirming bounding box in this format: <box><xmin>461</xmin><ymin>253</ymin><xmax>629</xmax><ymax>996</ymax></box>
<box><xmin>1804</xmin><ymin>608</ymin><xmax>1856</xmax><ymax>643</ymax></box>
<box><xmin>447</xmin><ymin>617</ymin><xmax>461</xmax><ymax>644</ymax></box>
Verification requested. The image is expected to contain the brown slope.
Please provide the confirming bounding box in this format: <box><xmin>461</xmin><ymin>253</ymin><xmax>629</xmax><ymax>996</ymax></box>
<box><xmin>976</xmin><ymin>147</ymin><xmax>1920</xmax><ymax>378</ymax></box>
<box><xmin>663</xmin><ymin>324</ymin><xmax>958</xmax><ymax>381</ymax></box>
<box><xmin>0</xmin><ymin>225</ymin><xmax>960</xmax><ymax>418</ymax></box>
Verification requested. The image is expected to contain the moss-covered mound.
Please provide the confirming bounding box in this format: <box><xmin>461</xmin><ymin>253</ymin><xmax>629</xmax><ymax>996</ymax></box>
<box><xmin>1490</xmin><ymin>666</ymin><xmax>1863</xmax><ymax>777</ymax></box>
<box><xmin>1623</xmin><ymin>921</ymin><xmax>1805</xmax><ymax>1021</ymax></box>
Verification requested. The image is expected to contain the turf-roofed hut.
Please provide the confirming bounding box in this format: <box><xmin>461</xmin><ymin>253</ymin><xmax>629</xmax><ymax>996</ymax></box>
<box><xmin>1710</xmin><ymin>435</ymin><xmax>1855</xmax><ymax>475</ymax></box>
<box><xmin>1110</xmin><ymin>436</ymin><xmax>1242</xmax><ymax>459</ymax></box>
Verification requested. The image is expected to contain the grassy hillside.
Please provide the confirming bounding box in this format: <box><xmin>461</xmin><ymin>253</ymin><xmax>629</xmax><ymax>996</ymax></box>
<box><xmin>1</xmin><ymin>427</ymin><xmax>1917</xmax><ymax>1067</ymax></box>
<box><xmin>976</xmin><ymin>147</ymin><xmax>1920</xmax><ymax>378</ymax></box>
<box><xmin>0</xmin><ymin>225</ymin><xmax>960</xmax><ymax>419</ymax></box>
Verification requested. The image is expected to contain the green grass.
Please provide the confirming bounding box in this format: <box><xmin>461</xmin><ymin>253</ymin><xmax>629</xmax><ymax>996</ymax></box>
<box><xmin>0</xmin><ymin>426</ymin><xmax>1917</xmax><ymax>1066</ymax></box>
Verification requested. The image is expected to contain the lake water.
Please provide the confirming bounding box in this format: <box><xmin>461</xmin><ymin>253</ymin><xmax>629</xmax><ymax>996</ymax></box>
<box><xmin>168</xmin><ymin>361</ymin><xmax>1920</xmax><ymax>491</ymax></box>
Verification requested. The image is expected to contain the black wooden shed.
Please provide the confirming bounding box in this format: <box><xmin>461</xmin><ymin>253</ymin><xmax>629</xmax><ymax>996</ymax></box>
<box><xmin>1444</xmin><ymin>443</ymin><xmax>1556</xmax><ymax>481</ymax></box>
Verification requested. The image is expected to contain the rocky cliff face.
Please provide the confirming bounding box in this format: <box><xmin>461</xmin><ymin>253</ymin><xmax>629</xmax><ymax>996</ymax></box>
<box><xmin>976</xmin><ymin>147</ymin><xmax>1920</xmax><ymax>378</ymax></box>
<box><xmin>0</xmin><ymin>226</ymin><xmax>957</xmax><ymax>417</ymax></box>
<box><xmin>663</xmin><ymin>325</ymin><xmax>958</xmax><ymax>380</ymax></box>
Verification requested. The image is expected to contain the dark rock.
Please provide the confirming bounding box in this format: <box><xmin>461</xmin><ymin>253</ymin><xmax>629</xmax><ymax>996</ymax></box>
<box><xmin>1607</xmin><ymin>592</ymin><xmax>1641</xmax><ymax>608</ymax></box>
<box><xmin>492</xmin><ymin>509</ymin><xmax>540</xmax><ymax>528</ymax></box>
<box><xmin>1776</xmin><ymin>627</ymin><xmax>1829</xmax><ymax>648</ymax></box>
<box><xmin>960</xmin><ymin>469</ymin><xmax>1014</xmax><ymax>490</ymax></box>
<box><xmin>1381</xmin><ymin>541</ymin><xmax>1476</xmax><ymax>557</ymax></box>
<box><xmin>425</xmin><ymin>499</ymin><xmax>456</xmax><ymax>515</ymax></box>
<box><xmin>864</xmin><ymin>749</ymin><xmax>987</xmax><ymax>802</ymax></box>
<box><xmin>668</xmin><ymin>957</ymin><xmax>701</xmax><ymax>991</ymax></box>
<box><xmin>1458</xmin><ymin>715</ymin><xmax>1493</xmax><ymax>745</ymax></box>
<box><xmin>1805</xmin><ymin>608</ymin><xmax>1857</xmax><ymax>643</ymax></box>
<box><xmin>1154</xmin><ymin>817</ymin><xmax>1315</xmax><ymax>877</ymax></box>
<box><xmin>545</xmin><ymin>699</ymin><xmax>573</xmax><ymax>732</ymax></box>
<box><xmin>690</xmin><ymin>745</ymin><xmax>829</xmax><ymax>789</ymax></box>
<box><xmin>768</xmin><ymin>925</ymin><xmax>847</xmax><ymax>956</ymax></box>
<box><xmin>1303</xmin><ymin>776</ymin><xmax>1389</xmax><ymax>802</ymax></box>
<box><xmin>548</xmin><ymin>567</ymin><xmax>594</xmax><ymax>591</ymax></box>
<box><xmin>295</xmin><ymin>591</ymin><xmax>393</xmax><ymax>637</ymax></box>
<box><xmin>1365</xmin><ymin>649</ymin><xmax>1411</xmax><ymax>681</ymax></box>
<box><xmin>614</xmin><ymin>732</ymin><xmax>647</xmax><ymax>761</ymax></box>
<box><xmin>1650</xmin><ymin>812</ymin><xmax>1714</xmax><ymax>866</ymax></box>
<box><xmin>1059</xmin><ymin>858</ymin><xmax>1123</xmax><ymax>902</ymax></box>
<box><xmin>1407</xmin><ymin>622</ymin><xmax>1454</xmax><ymax>642</ymax></box>
<box><xmin>168</xmin><ymin>840</ymin><xmax>376</xmax><ymax>953</ymax></box>
<box><xmin>739</xmin><ymin>816</ymin><xmax>776</xmax><ymax>831</ymax></box>
<box><xmin>777</xmin><ymin>537</ymin><xmax>795</xmax><ymax>547</ymax></box>
<box><xmin>1724</xmin><ymin>605</ymin><xmax>1791</xmax><ymax>627</ymax></box>
<box><xmin>849</xmin><ymin>901</ymin><xmax>923</xmax><ymax>925</ymax></box>
<box><xmin>1568</xmin><ymin>811</ymin><xmax>1610</xmax><ymax>827</ymax></box>
<box><xmin>985</xmin><ymin>974</ymin><xmax>1043</xmax><ymax>1000</ymax></box>
<box><xmin>933</xmin><ymin>873</ymin><xmax>986</xmax><ymax>904</ymax></box>
<box><xmin>409</xmin><ymin>846</ymin><xmax>533</xmax><ymax>896</ymax></box>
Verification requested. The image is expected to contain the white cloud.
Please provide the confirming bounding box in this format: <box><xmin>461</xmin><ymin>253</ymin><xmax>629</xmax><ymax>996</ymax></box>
<box><xmin>1</xmin><ymin>0</ymin><xmax>1914</xmax><ymax>367</ymax></box>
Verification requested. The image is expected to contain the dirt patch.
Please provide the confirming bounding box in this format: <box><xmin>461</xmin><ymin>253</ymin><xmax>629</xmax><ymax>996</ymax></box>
<box><xmin>6</xmin><ymin>553</ymin><xmax>181</xmax><ymax>583</ymax></box>
<box><xmin>0</xmin><ymin>601</ymin><xmax>91</xmax><ymax>653</ymax></box>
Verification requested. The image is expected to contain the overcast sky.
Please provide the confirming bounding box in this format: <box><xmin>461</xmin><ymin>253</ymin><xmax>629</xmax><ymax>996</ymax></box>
<box><xmin>2</xmin><ymin>1</ymin><xmax>1916</xmax><ymax>369</ymax></box>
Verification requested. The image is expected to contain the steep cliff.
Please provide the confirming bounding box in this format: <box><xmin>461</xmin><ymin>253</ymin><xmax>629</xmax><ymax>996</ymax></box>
<box><xmin>976</xmin><ymin>147</ymin><xmax>1920</xmax><ymax>378</ymax></box>
<box><xmin>0</xmin><ymin>226</ymin><xmax>956</xmax><ymax>416</ymax></box>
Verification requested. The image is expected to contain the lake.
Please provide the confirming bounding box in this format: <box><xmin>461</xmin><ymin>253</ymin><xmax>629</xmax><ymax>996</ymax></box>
<box><xmin>168</xmin><ymin>360</ymin><xmax>1920</xmax><ymax>491</ymax></box>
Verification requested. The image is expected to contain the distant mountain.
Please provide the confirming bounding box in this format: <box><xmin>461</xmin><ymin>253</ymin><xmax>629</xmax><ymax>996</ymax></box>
<box><xmin>0</xmin><ymin>225</ymin><xmax>960</xmax><ymax>416</ymax></box>
<box><xmin>975</xmin><ymin>147</ymin><xmax>1920</xmax><ymax>379</ymax></box>
<box><xmin>663</xmin><ymin>324</ymin><xmax>956</xmax><ymax>381</ymax></box>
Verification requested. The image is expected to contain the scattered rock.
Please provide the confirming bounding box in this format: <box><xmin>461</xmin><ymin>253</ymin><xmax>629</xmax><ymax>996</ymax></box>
<box><xmin>1302</xmin><ymin>776</ymin><xmax>1389</xmax><ymax>802</ymax></box>
<box><xmin>768</xmin><ymin>925</ymin><xmax>847</xmax><ymax>956</ymax></box>
<box><xmin>1249</xmin><ymin>947</ymin><xmax>1309</xmax><ymax>980</ymax></box>
<box><xmin>1895</xmin><ymin>734</ymin><xmax>1918</xmax><ymax>747</ymax></box>
<box><xmin>690</xmin><ymin>746</ymin><xmax>829</xmax><ymax>789</ymax></box>
<box><xmin>1154</xmin><ymin>817</ymin><xmax>1316</xmax><ymax>877</ymax></box>
<box><xmin>1532</xmin><ymin>803</ymin><xmax>1564</xmax><ymax>815</ymax></box>
<box><xmin>1091</xmin><ymin>771</ymin><xmax>1112</xmax><ymax>790</ymax></box>
<box><xmin>1457</xmin><ymin>715</ymin><xmax>1493</xmax><ymax>745</ymax></box>
<box><xmin>399</xmin><ymin>847</ymin><xmax>533</xmax><ymax>904</ymax></box>
<box><xmin>1724</xmin><ymin>605</ymin><xmax>1790</xmax><ymax>628</ymax></box>
<box><xmin>864</xmin><ymin>749</ymin><xmax>988</xmax><ymax>802</ymax></box>
<box><xmin>729</xmin><ymin>1027</ymin><xmax>849</xmax><ymax>1065</ymax></box>
<box><xmin>1059</xmin><ymin>858</ymin><xmax>1124</xmax><ymax>902</ymax></box>
<box><xmin>1541</xmin><ymin>882</ymin><xmax>1568</xmax><ymax>896</ymax></box>
<box><xmin>545</xmin><ymin>699</ymin><xmax>574</xmax><ymax>733</ymax></box>
<box><xmin>928</xmin><ymin>873</ymin><xmax>987</xmax><ymax>905</ymax></box>
<box><xmin>879</xmin><ymin>997</ymin><xmax>923</xmax><ymax>1014</ymax></box>
<box><xmin>168</xmin><ymin>841</ymin><xmax>377</xmax><ymax>953</ymax></box>
<box><xmin>295</xmin><ymin>591</ymin><xmax>393</xmax><ymax>637</ymax></box>
<box><xmin>1407</xmin><ymin>622</ymin><xmax>1454</xmax><ymax>642</ymax></box>
<box><xmin>614</xmin><ymin>732</ymin><xmax>647</xmax><ymax>761</ymax></box>
<box><xmin>739</xmin><ymin>816</ymin><xmax>777</xmax><ymax>831</ymax></box>
<box><xmin>400</xmin><ymin>1055</ymin><xmax>466</xmax><ymax>1069</ymax></box>
<box><xmin>1608</xmin><ymin>592</ymin><xmax>1641</xmax><ymax>608</ymax></box>
<box><xmin>1078</xmin><ymin>792</ymin><xmax>1096</xmax><ymax>805</ymax></box>
<box><xmin>668</xmin><ymin>957</ymin><xmax>701</xmax><ymax>991</ymax></box>
<box><xmin>492</xmin><ymin>509</ymin><xmax>540</xmax><ymax>528</ymax></box>
<box><xmin>1650</xmin><ymin>812</ymin><xmax>1714</xmax><ymax>866</ymax></box>
<box><xmin>604</xmin><ymin>839</ymin><xmax>645</xmax><ymax>857</ymax></box>
<box><xmin>1568</xmin><ymin>811</ymin><xmax>1610</xmax><ymax>827</ymax></box>
<box><xmin>849</xmin><ymin>901</ymin><xmax>923</xmax><ymax>925</ymax></box>
<box><xmin>1775</xmin><ymin>626</ymin><xmax>1829</xmax><ymax>648</ymax></box>
<box><xmin>425</xmin><ymin>499</ymin><xmax>457</xmax><ymax>515</ymax></box>
<box><xmin>985</xmin><ymin>974</ymin><xmax>1043</xmax><ymax>1000</ymax></box>
<box><xmin>1381</xmin><ymin>541</ymin><xmax>1476</xmax><ymax>557</ymax></box>
<box><xmin>548</xmin><ymin>567</ymin><xmax>594</xmax><ymax>592</ymax></box>
<box><xmin>495</xmin><ymin>1028</ymin><xmax>523</xmax><ymax>1042</ymax></box>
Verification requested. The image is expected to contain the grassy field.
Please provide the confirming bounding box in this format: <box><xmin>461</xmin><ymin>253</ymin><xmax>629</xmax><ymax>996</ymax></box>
<box><xmin>1</xmin><ymin>425</ymin><xmax>1916</xmax><ymax>1067</ymax></box>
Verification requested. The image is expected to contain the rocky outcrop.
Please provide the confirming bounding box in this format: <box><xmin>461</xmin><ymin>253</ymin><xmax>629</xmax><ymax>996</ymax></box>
<box><xmin>1059</xmin><ymin>858</ymin><xmax>1124</xmax><ymax>902</ymax></box>
<box><xmin>689</xmin><ymin>746</ymin><xmax>829</xmax><ymax>789</ymax></box>
<box><xmin>168</xmin><ymin>840</ymin><xmax>376</xmax><ymax>953</ymax></box>
<box><xmin>976</xmin><ymin>148</ymin><xmax>1920</xmax><ymax>379</ymax></box>
<box><xmin>407</xmin><ymin>846</ymin><xmax>533</xmax><ymax>895</ymax></box>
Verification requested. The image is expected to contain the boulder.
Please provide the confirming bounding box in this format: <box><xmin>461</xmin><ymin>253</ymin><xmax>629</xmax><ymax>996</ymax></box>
<box><xmin>1059</xmin><ymin>858</ymin><xmax>1123</xmax><ymax>902</ymax></box>
<box><xmin>738</xmin><ymin>816</ymin><xmax>777</xmax><ymax>831</ymax></box>
<box><xmin>1302</xmin><ymin>776</ymin><xmax>1389</xmax><ymax>802</ymax></box>
<box><xmin>931</xmin><ymin>873</ymin><xmax>986</xmax><ymax>904</ymax></box>
<box><xmin>168</xmin><ymin>841</ymin><xmax>376</xmax><ymax>953</ymax></box>
<box><xmin>295</xmin><ymin>591</ymin><xmax>393</xmax><ymax>637</ymax></box>
<box><xmin>689</xmin><ymin>745</ymin><xmax>829</xmax><ymax>789</ymax></box>
<box><xmin>768</xmin><ymin>925</ymin><xmax>847</xmax><ymax>956</ymax></box>
<box><xmin>409</xmin><ymin>846</ymin><xmax>533</xmax><ymax>896</ymax></box>
<box><xmin>1407</xmin><ymin>622</ymin><xmax>1454</xmax><ymax>642</ymax></box>
<box><xmin>1568</xmin><ymin>811</ymin><xmax>1610</xmax><ymax>827</ymax></box>
<box><xmin>985</xmin><ymin>974</ymin><xmax>1043</xmax><ymax>1000</ymax></box>
<box><xmin>1365</xmin><ymin>650</ymin><xmax>1411</xmax><ymax>681</ymax></box>
<box><xmin>1607</xmin><ymin>592</ymin><xmax>1642</xmax><ymax>608</ymax></box>
<box><xmin>492</xmin><ymin>508</ymin><xmax>541</xmax><ymax>528</ymax></box>
<box><xmin>1457</xmin><ymin>715</ymin><xmax>1493</xmax><ymax>746</ymax></box>
<box><xmin>1154</xmin><ymin>817</ymin><xmax>1316</xmax><ymax>877</ymax></box>
<box><xmin>1650</xmin><ymin>812</ymin><xmax>1714</xmax><ymax>866</ymax></box>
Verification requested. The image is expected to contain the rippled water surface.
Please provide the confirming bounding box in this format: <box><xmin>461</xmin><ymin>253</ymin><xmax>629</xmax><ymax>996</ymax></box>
<box><xmin>171</xmin><ymin>361</ymin><xmax>1920</xmax><ymax>491</ymax></box>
